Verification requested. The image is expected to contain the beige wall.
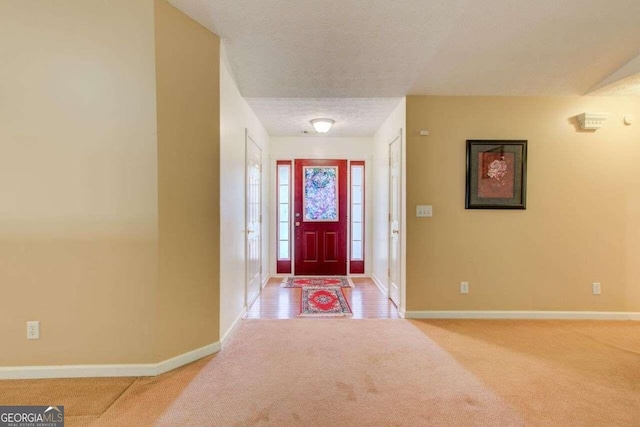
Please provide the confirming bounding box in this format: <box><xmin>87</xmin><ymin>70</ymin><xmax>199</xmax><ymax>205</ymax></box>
<box><xmin>155</xmin><ymin>0</ymin><xmax>221</xmax><ymax>360</ymax></box>
<box><xmin>406</xmin><ymin>96</ymin><xmax>640</xmax><ymax>312</ymax></box>
<box><xmin>0</xmin><ymin>0</ymin><xmax>159</xmax><ymax>365</ymax></box>
<box><xmin>0</xmin><ymin>0</ymin><xmax>223</xmax><ymax>368</ymax></box>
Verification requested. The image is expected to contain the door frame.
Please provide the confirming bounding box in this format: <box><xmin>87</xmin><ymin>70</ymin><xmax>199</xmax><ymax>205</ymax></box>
<box><xmin>388</xmin><ymin>132</ymin><xmax>402</xmax><ymax>308</ymax></box>
<box><xmin>271</xmin><ymin>155</ymin><xmax>371</xmax><ymax>278</ymax></box>
<box><xmin>293</xmin><ymin>159</ymin><xmax>348</xmax><ymax>276</ymax></box>
<box><xmin>245</xmin><ymin>130</ymin><xmax>262</xmax><ymax>307</ymax></box>
<box><xmin>386</xmin><ymin>129</ymin><xmax>406</xmax><ymax>315</ymax></box>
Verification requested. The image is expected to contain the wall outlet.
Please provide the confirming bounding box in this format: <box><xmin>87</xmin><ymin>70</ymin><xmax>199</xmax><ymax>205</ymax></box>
<box><xmin>460</xmin><ymin>282</ymin><xmax>469</xmax><ymax>294</ymax></box>
<box><xmin>592</xmin><ymin>282</ymin><xmax>601</xmax><ymax>295</ymax></box>
<box><xmin>27</xmin><ymin>321</ymin><xmax>40</xmax><ymax>340</ymax></box>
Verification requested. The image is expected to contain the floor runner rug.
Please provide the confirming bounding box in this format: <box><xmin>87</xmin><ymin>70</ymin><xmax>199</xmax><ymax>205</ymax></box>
<box><xmin>281</xmin><ymin>276</ymin><xmax>354</xmax><ymax>288</ymax></box>
<box><xmin>300</xmin><ymin>286</ymin><xmax>353</xmax><ymax>317</ymax></box>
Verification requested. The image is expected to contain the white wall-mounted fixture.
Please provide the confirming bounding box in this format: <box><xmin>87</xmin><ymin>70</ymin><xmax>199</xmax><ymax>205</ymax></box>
<box><xmin>592</xmin><ymin>282</ymin><xmax>602</xmax><ymax>295</ymax></box>
<box><xmin>310</xmin><ymin>118</ymin><xmax>334</xmax><ymax>133</ymax></box>
<box><xmin>577</xmin><ymin>112</ymin><xmax>609</xmax><ymax>130</ymax></box>
<box><xmin>27</xmin><ymin>321</ymin><xmax>40</xmax><ymax>339</ymax></box>
<box><xmin>624</xmin><ymin>114</ymin><xmax>635</xmax><ymax>125</ymax></box>
<box><xmin>460</xmin><ymin>282</ymin><xmax>469</xmax><ymax>294</ymax></box>
<box><xmin>416</xmin><ymin>205</ymin><xmax>432</xmax><ymax>217</ymax></box>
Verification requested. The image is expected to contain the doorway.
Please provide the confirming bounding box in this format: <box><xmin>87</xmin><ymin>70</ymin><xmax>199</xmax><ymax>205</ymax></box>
<box><xmin>245</xmin><ymin>132</ymin><xmax>262</xmax><ymax>306</ymax></box>
<box><xmin>388</xmin><ymin>133</ymin><xmax>402</xmax><ymax>307</ymax></box>
<box><xmin>293</xmin><ymin>159</ymin><xmax>348</xmax><ymax>275</ymax></box>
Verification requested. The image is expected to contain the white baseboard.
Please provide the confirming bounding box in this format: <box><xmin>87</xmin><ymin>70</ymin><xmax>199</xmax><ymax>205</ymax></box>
<box><xmin>371</xmin><ymin>273</ymin><xmax>389</xmax><ymax>296</ymax></box>
<box><xmin>261</xmin><ymin>274</ymin><xmax>270</xmax><ymax>288</ymax></box>
<box><xmin>0</xmin><ymin>341</ymin><xmax>221</xmax><ymax>380</ymax></box>
<box><xmin>404</xmin><ymin>310</ymin><xmax>640</xmax><ymax>320</ymax></box>
<box><xmin>221</xmin><ymin>306</ymin><xmax>247</xmax><ymax>347</ymax></box>
<box><xmin>155</xmin><ymin>342</ymin><xmax>221</xmax><ymax>376</ymax></box>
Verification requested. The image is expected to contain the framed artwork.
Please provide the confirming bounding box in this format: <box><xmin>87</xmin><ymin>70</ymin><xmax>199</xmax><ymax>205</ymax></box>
<box><xmin>465</xmin><ymin>140</ymin><xmax>527</xmax><ymax>209</ymax></box>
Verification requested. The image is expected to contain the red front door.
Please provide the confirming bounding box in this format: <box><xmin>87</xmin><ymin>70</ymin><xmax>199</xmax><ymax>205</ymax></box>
<box><xmin>294</xmin><ymin>159</ymin><xmax>347</xmax><ymax>276</ymax></box>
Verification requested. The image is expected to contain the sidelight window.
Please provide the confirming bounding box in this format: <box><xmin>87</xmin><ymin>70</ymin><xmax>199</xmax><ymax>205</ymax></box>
<box><xmin>276</xmin><ymin>161</ymin><xmax>292</xmax><ymax>274</ymax></box>
<box><xmin>350</xmin><ymin>162</ymin><xmax>365</xmax><ymax>274</ymax></box>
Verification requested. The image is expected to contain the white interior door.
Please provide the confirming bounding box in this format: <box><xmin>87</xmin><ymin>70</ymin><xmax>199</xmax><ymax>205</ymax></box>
<box><xmin>388</xmin><ymin>133</ymin><xmax>402</xmax><ymax>307</ymax></box>
<box><xmin>246</xmin><ymin>132</ymin><xmax>262</xmax><ymax>306</ymax></box>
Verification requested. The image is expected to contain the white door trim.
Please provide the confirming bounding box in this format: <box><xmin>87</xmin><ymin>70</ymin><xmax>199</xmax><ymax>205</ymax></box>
<box><xmin>245</xmin><ymin>130</ymin><xmax>262</xmax><ymax>307</ymax></box>
<box><xmin>388</xmin><ymin>130</ymin><xmax>403</xmax><ymax>310</ymax></box>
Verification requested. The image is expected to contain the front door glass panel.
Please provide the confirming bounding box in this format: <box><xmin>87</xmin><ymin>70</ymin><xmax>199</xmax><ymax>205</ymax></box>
<box><xmin>303</xmin><ymin>166</ymin><xmax>338</xmax><ymax>221</ymax></box>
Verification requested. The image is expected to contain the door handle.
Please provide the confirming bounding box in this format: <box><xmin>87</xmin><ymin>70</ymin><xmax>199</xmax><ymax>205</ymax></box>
<box><xmin>392</xmin><ymin>230</ymin><xmax>399</xmax><ymax>234</ymax></box>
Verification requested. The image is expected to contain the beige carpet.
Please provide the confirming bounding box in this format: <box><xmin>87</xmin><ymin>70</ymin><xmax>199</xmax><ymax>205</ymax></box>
<box><xmin>108</xmin><ymin>319</ymin><xmax>523</xmax><ymax>426</ymax></box>
<box><xmin>1</xmin><ymin>319</ymin><xmax>639</xmax><ymax>426</ymax></box>
<box><xmin>412</xmin><ymin>319</ymin><xmax>640</xmax><ymax>426</ymax></box>
<box><xmin>0</xmin><ymin>377</ymin><xmax>136</xmax><ymax>424</ymax></box>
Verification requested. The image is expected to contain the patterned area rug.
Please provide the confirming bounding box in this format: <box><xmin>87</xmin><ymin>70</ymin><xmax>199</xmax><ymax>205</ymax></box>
<box><xmin>300</xmin><ymin>287</ymin><xmax>353</xmax><ymax>317</ymax></box>
<box><xmin>281</xmin><ymin>276</ymin><xmax>354</xmax><ymax>288</ymax></box>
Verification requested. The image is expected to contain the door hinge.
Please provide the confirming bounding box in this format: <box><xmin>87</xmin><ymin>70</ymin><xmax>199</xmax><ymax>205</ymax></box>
<box><xmin>388</xmin><ymin>268</ymin><xmax>390</xmax><ymax>277</ymax></box>
<box><xmin>388</xmin><ymin>213</ymin><xmax>391</xmax><ymax>222</ymax></box>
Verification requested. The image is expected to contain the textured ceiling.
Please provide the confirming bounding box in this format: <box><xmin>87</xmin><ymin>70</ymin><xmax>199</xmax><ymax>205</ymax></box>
<box><xmin>245</xmin><ymin>98</ymin><xmax>403</xmax><ymax>137</ymax></box>
<box><xmin>168</xmin><ymin>0</ymin><xmax>640</xmax><ymax>135</ymax></box>
<box><xmin>590</xmin><ymin>73</ymin><xmax>640</xmax><ymax>96</ymax></box>
<box><xmin>587</xmin><ymin>54</ymin><xmax>640</xmax><ymax>95</ymax></box>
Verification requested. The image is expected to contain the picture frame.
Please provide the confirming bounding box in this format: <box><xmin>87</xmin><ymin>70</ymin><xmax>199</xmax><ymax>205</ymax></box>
<box><xmin>465</xmin><ymin>140</ymin><xmax>527</xmax><ymax>209</ymax></box>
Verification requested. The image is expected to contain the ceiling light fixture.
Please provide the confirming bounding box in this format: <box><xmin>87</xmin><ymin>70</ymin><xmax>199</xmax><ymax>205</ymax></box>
<box><xmin>310</xmin><ymin>118</ymin><xmax>334</xmax><ymax>133</ymax></box>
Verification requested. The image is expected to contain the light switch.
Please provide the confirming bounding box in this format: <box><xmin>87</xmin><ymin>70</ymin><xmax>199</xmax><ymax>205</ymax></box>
<box><xmin>416</xmin><ymin>205</ymin><xmax>433</xmax><ymax>218</ymax></box>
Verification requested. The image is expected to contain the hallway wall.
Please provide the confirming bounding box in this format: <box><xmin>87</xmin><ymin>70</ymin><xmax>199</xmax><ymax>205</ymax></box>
<box><xmin>220</xmin><ymin>47</ymin><xmax>270</xmax><ymax>341</ymax></box>
<box><xmin>406</xmin><ymin>96</ymin><xmax>640</xmax><ymax>313</ymax></box>
<box><xmin>372</xmin><ymin>99</ymin><xmax>406</xmax><ymax>305</ymax></box>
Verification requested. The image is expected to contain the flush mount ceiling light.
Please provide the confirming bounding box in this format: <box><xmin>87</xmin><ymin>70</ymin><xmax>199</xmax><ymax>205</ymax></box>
<box><xmin>310</xmin><ymin>118</ymin><xmax>334</xmax><ymax>133</ymax></box>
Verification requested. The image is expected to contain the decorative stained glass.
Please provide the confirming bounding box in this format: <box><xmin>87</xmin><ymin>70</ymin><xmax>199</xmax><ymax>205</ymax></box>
<box><xmin>304</xmin><ymin>166</ymin><xmax>338</xmax><ymax>221</ymax></box>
